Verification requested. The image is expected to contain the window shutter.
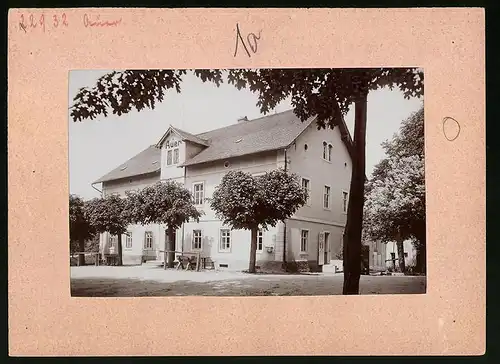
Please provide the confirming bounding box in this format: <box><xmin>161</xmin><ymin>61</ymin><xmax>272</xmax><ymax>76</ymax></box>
<box><xmin>143</xmin><ymin>231</ymin><xmax>147</xmax><ymax>249</ymax></box>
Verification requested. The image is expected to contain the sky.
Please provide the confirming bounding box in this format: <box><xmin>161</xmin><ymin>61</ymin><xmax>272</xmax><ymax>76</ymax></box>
<box><xmin>68</xmin><ymin>70</ymin><xmax>423</xmax><ymax>200</ymax></box>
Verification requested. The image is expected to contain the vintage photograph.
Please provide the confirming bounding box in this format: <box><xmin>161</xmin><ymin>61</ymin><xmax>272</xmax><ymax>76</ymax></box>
<box><xmin>69</xmin><ymin>68</ymin><xmax>425</xmax><ymax>296</ymax></box>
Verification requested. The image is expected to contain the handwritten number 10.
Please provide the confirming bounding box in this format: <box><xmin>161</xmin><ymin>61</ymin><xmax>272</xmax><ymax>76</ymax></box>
<box><xmin>234</xmin><ymin>23</ymin><xmax>261</xmax><ymax>58</ymax></box>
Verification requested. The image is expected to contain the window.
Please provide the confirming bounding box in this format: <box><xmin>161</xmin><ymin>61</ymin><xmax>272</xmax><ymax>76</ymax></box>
<box><xmin>404</xmin><ymin>252</ymin><xmax>408</xmax><ymax>258</ymax></box>
<box><xmin>192</xmin><ymin>230</ymin><xmax>202</xmax><ymax>250</ymax></box>
<box><xmin>323</xmin><ymin>186</ymin><xmax>331</xmax><ymax>209</ymax></box>
<box><xmin>342</xmin><ymin>191</ymin><xmax>349</xmax><ymax>213</ymax></box>
<box><xmin>173</xmin><ymin>148</ymin><xmax>179</xmax><ymax>164</ymax></box>
<box><xmin>193</xmin><ymin>182</ymin><xmax>204</xmax><ymax>205</ymax></box>
<box><xmin>125</xmin><ymin>232</ymin><xmax>133</xmax><ymax>248</ymax></box>
<box><xmin>322</xmin><ymin>141</ymin><xmax>332</xmax><ymax>161</ymax></box>
<box><xmin>109</xmin><ymin>235</ymin><xmax>117</xmax><ymax>248</ymax></box>
<box><xmin>257</xmin><ymin>230</ymin><xmax>263</xmax><ymax>251</ymax></box>
<box><xmin>301</xmin><ymin>178</ymin><xmax>311</xmax><ymax>205</ymax></box>
<box><xmin>144</xmin><ymin>231</ymin><xmax>153</xmax><ymax>249</ymax></box>
<box><xmin>390</xmin><ymin>252</ymin><xmax>396</xmax><ymax>260</ymax></box>
<box><xmin>166</xmin><ymin>150</ymin><xmax>173</xmax><ymax>165</ymax></box>
<box><xmin>300</xmin><ymin>230</ymin><xmax>309</xmax><ymax>252</ymax></box>
<box><xmin>219</xmin><ymin>229</ymin><xmax>231</xmax><ymax>252</ymax></box>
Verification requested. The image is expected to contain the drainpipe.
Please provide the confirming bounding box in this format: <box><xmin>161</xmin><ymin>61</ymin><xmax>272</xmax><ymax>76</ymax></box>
<box><xmin>282</xmin><ymin>148</ymin><xmax>288</xmax><ymax>269</ymax></box>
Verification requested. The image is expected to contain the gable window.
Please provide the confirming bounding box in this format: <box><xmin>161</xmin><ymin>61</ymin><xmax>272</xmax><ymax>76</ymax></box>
<box><xmin>257</xmin><ymin>229</ymin><xmax>264</xmax><ymax>251</ymax></box>
<box><xmin>301</xmin><ymin>178</ymin><xmax>311</xmax><ymax>205</ymax></box>
<box><xmin>125</xmin><ymin>232</ymin><xmax>133</xmax><ymax>249</ymax></box>
<box><xmin>192</xmin><ymin>230</ymin><xmax>202</xmax><ymax>250</ymax></box>
<box><xmin>219</xmin><ymin>229</ymin><xmax>231</xmax><ymax>252</ymax></box>
<box><xmin>144</xmin><ymin>231</ymin><xmax>153</xmax><ymax>249</ymax></box>
<box><xmin>300</xmin><ymin>230</ymin><xmax>309</xmax><ymax>252</ymax></box>
<box><xmin>193</xmin><ymin>182</ymin><xmax>204</xmax><ymax>205</ymax></box>
<box><xmin>328</xmin><ymin>144</ymin><xmax>333</xmax><ymax>161</ymax></box>
<box><xmin>342</xmin><ymin>191</ymin><xmax>349</xmax><ymax>213</ymax></box>
<box><xmin>173</xmin><ymin>148</ymin><xmax>179</xmax><ymax>164</ymax></box>
<box><xmin>166</xmin><ymin>150</ymin><xmax>173</xmax><ymax>165</ymax></box>
<box><xmin>323</xmin><ymin>186</ymin><xmax>331</xmax><ymax>209</ymax></box>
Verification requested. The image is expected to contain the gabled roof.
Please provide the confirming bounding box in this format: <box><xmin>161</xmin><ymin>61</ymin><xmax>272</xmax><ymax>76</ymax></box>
<box><xmin>181</xmin><ymin>110</ymin><xmax>318</xmax><ymax>166</ymax></box>
<box><xmin>156</xmin><ymin>125</ymin><xmax>210</xmax><ymax>148</ymax></box>
<box><xmin>95</xmin><ymin>109</ymin><xmax>355</xmax><ymax>183</ymax></box>
<box><xmin>94</xmin><ymin>145</ymin><xmax>161</xmax><ymax>183</ymax></box>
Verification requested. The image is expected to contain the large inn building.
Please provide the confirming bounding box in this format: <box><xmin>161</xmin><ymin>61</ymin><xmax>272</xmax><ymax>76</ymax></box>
<box><xmin>94</xmin><ymin>110</ymin><xmax>387</xmax><ymax>272</ymax></box>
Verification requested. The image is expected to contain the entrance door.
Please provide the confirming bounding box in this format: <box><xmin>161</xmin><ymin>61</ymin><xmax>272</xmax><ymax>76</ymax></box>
<box><xmin>324</xmin><ymin>232</ymin><xmax>330</xmax><ymax>264</ymax></box>
<box><xmin>318</xmin><ymin>232</ymin><xmax>325</xmax><ymax>265</ymax></box>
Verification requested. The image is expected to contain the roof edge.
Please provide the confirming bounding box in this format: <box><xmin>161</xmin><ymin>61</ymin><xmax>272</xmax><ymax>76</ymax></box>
<box><xmin>94</xmin><ymin>168</ymin><xmax>161</xmax><ymax>184</ymax></box>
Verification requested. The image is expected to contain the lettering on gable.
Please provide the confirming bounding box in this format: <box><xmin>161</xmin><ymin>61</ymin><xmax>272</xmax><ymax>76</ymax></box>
<box><xmin>165</xmin><ymin>139</ymin><xmax>182</xmax><ymax>149</ymax></box>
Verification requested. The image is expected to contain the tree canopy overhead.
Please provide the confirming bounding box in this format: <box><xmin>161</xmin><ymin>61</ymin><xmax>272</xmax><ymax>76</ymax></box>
<box><xmin>70</xmin><ymin>68</ymin><xmax>423</xmax><ymax>127</ymax></box>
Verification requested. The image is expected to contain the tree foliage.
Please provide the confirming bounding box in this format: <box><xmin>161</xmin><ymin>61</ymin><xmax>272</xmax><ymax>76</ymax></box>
<box><xmin>363</xmin><ymin>106</ymin><xmax>425</xmax><ymax>270</ymax></box>
<box><xmin>70</xmin><ymin>68</ymin><xmax>423</xmax><ymax>128</ymax></box>
<box><xmin>84</xmin><ymin>194</ymin><xmax>129</xmax><ymax>236</ymax></box>
<box><xmin>69</xmin><ymin>194</ymin><xmax>96</xmax><ymax>265</ymax></box>
<box><xmin>210</xmin><ymin>169</ymin><xmax>307</xmax><ymax>230</ymax></box>
<box><xmin>210</xmin><ymin>169</ymin><xmax>307</xmax><ymax>273</ymax></box>
<box><xmin>125</xmin><ymin>181</ymin><xmax>202</xmax><ymax>228</ymax></box>
<box><xmin>69</xmin><ymin>194</ymin><xmax>95</xmax><ymax>243</ymax></box>
<box><xmin>124</xmin><ymin>181</ymin><xmax>202</xmax><ymax>268</ymax></box>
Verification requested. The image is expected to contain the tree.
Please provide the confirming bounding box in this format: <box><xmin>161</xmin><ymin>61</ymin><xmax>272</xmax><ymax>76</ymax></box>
<box><xmin>84</xmin><ymin>194</ymin><xmax>129</xmax><ymax>266</ymax></box>
<box><xmin>69</xmin><ymin>194</ymin><xmax>95</xmax><ymax>266</ymax></box>
<box><xmin>70</xmin><ymin>68</ymin><xmax>423</xmax><ymax>294</ymax></box>
<box><xmin>364</xmin><ymin>107</ymin><xmax>425</xmax><ymax>273</ymax></box>
<box><xmin>210</xmin><ymin>169</ymin><xmax>307</xmax><ymax>273</ymax></box>
<box><xmin>124</xmin><ymin>181</ymin><xmax>202</xmax><ymax>268</ymax></box>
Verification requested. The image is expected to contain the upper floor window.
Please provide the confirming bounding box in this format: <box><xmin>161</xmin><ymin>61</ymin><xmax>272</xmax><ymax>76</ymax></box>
<box><xmin>192</xmin><ymin>230</ymin><xmax>202</xmax><ymax>250</ymax></box>
<box><xmin>219</xmin><ymin>229</ymin><xmax>231</xmax><ymax>252</ymax></box>
<box><xmin>342</xmin><ymin>191</ymin><xmax>349</xmax><ymax>213</ymax></box>
<box><xmin>173</xmin><ymin>148</ymin><xmax>179</xmax><ymax>164</ymax></box>
<box><xmin>193</xmin><ymin>182</ymin><xmax>204</xmax><ymax>205</ymax></box>
<box><xmin>322</xmin><ymin>141</ymin><xmax>333</xmax><ymax>162</ymax></box>
<box><xmin>144</xmin><ymin>231</ymin><xmax>153</xmax><ymax>249</ymax></box>
<box><xmin>301</xmin><ymin>178</ymin><xmax>311</xmax><ymax>205</ymax></box>
<box><xmin>257</xmin><ymin>229</ymin><xmax>264</xmax><ymax>251</ymax></box>
<box><xmin>323</xmin><ymin>185</ymin><xmax>331</xmax><ymax>209</ymax></box>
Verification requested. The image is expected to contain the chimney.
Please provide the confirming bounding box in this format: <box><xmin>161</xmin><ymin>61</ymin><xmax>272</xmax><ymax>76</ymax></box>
<box><xmin>237</xmin><ymin>116</ymin><xmax>248</xmax><ymax>123</ymax></box>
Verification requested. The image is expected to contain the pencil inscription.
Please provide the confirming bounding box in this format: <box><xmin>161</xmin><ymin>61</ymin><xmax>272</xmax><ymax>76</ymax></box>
<box><xmin>233</xmin><ymin>23</ymin><xmax>262</xmax><ymax>58</ymax></box>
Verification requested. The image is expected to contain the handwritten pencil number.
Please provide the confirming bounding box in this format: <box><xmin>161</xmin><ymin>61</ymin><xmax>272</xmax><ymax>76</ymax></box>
<box><xmin>234</xmin><ymin>23</ymin><xmax>262</xmax><ymax>58</ymax></box>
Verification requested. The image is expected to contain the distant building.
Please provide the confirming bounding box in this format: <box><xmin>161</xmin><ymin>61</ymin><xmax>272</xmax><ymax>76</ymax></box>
<box><xmin>385</xmin><ymin>240</ymin><xmax>417</xmax><ymax>271</ymax></box>
<box><xmin>94</xmin><ymin>110</ymin><xmax>355</xmax><ymax>272</ymax></box>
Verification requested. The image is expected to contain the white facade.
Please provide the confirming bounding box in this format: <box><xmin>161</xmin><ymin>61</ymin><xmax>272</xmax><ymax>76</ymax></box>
<box><xmin>99</xmin><ymin>116</ymin><xmax>353</xmax><ymax>271</ymax></box>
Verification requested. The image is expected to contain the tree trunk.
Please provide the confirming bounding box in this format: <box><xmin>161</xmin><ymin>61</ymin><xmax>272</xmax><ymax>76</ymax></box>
<box><xmin>248</xmin><ymin>227</ymin><xmax>258</xmax><ymax>273</ymax></box>
<box><xmin>396</xmin><ymin>235</ymin><xmax>406</xmax><ymax>274</ymax></box>
<box><xmin>415</xmin><ymin>233</ymin><xmax>426</xmax><ymax>274</ymax></box>
<box><xmin>342</xmin><ymin>91</ymin><xmax>368</xmax><ymax>295</ymax></box>
<box><xmin>167</xmin><ymin>226</ymin><xmax>175</xmax><ymax>268</ymax></box>
<box><xmin>116</xmin><ymin>234</ymin><xmax>123</xmax><ymax>266</ymax></box>
<box><xmin>78</xmin><ymin>237</ymin><xmax>86</xmax><ymax>266</ymax></box>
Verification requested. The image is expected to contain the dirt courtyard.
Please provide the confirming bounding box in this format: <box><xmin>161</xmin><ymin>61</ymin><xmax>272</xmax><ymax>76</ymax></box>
<box><xmin>70</xmin><ymin>265</ymin><xmax>426</xmax><ymax>296</ymax></box>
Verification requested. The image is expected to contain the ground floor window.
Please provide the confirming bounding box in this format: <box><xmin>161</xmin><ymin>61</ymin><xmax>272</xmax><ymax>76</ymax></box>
<box><xmin>125</xmin><ymin>232</ymin><xmax>133</xmax><ymax>248</ymax></box>
<box><xmin>257</xmin><ymin>229</ymin><xmax>263</xmax><ymax>251</ymax></box>
<box><xmin>300</xmin><ymin>230</ymin><xmax>309</xmax><ymax>252</ymax></box>
<box><xmin>219</xmin><ymin>229</ymin><xmax>231</xmax><ymax>252</ymax></box>
<box><xmin>109</xmin><ymin>234</ymin><xmax>117</xmax><ymax>248</ymax></box>
<box><xmin>144</xmin><ymin>231</ymin><xmax>153</xmax><ymax>249</ymax></box>
<box><xmin>192</xmin><ymin>230</ymin><xmax>202</xmax><ymax>250</ymax></box>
